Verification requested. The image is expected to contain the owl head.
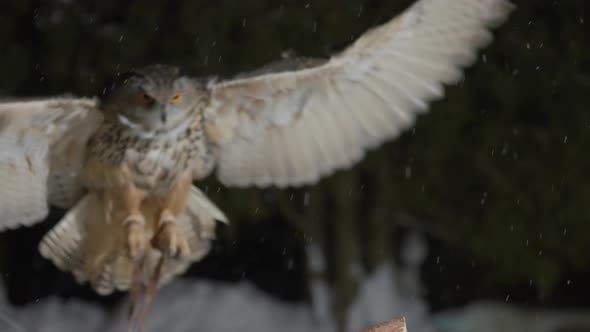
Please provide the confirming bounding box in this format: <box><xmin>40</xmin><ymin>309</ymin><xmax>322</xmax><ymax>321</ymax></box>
<box><xmin>100</xmin><ymin>64</ymin><xmax>207</xmax><ymax>135</ymax></box>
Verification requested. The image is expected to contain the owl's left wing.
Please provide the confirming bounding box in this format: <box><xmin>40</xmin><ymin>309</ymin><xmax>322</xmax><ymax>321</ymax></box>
<box><xmin>203</xmin><ymin>0</ymin><xmax>514</xmax><ymax>188</ymax></box>
<box><xmin>0</xmin><ymin>97</ymin><xmax>102</xmax><ymax>230</ymax></box>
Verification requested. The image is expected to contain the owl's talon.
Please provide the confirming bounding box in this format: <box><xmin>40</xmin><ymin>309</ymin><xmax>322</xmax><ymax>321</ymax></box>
<box><xmin>152</xmin><ymin>221</ymin><xmax>190</xmax><ymax>259</ymax></box>
<box><xmin>124</xmin><ymin>215</ymin><xmax>147</xmax><ymax>260</ymax></box>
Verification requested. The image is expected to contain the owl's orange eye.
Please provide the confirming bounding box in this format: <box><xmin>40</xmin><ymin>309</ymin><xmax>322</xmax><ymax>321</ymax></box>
<box><xmin>137</xmin><ymin>91</ymin><xmax>155</xmax><ymax>106</ymax></box>
<box><xmin>170</xmin><ymin>92</ymin><xmax>183</xmax><ymax>104</ymax></box>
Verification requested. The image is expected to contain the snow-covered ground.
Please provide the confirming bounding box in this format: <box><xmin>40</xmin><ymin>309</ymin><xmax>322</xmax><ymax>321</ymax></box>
<box><xmin>0</xmin><ymin>230</ymin><xmax>432</xmax><ymax>332</ymax></box>
<box><xmin>2</xmin><ymin>230</ymin><xmax>590</xmax><ymax>332</ymax></box>
<box><xmin>0</xmin><ymin>264</ymin><xmax>431</xmax><ymax>332</ymax></box>
<box><xmin>3</xmin><ymin>280</ymin><xmax>590</xmax><ymax>332</ymax></box>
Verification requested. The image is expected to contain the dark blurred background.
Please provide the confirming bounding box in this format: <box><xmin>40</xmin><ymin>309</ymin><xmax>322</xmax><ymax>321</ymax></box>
<box><xmin>1</xmin><ymin>0</ymin><xmax>589</xmax><ymax>330</ymax></box>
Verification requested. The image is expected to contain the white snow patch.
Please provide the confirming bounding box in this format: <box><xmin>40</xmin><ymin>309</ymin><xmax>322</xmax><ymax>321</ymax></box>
<box><xmin>0</xmin><ymin>266</ymin><xmax>432</xmax><ymax>332</ymax></box>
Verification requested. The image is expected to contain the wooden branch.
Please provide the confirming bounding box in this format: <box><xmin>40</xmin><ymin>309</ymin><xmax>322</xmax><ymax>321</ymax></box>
<box><xmin>362</xmin><ymin>317</ymin><xmax>407</xmax><ymax>332</ymax></box>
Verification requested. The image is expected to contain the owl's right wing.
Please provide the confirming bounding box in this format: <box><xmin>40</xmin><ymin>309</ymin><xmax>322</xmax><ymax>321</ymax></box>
<box><xmin>0</xmin><ymin>97</ymin><xmax>102</xmax><ymax>230</ymax></box>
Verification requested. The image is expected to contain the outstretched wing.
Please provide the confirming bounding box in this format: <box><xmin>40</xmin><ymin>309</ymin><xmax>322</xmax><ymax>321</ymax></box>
<box><xmin>0</xmin><ymin>97</ymin><xmax>102</xmax><ymax>230</ymax></box>
<box><xmin>204</xmin><ymin>0</ymin><xmax>514</xmax><ymax>188</ymax></box>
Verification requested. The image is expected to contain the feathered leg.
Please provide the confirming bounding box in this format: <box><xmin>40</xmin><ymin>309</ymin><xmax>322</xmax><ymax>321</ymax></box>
<box><xmin>116</xmin><ymin>184</ymin><xmax>148</xmax><ymax>260</ymax></box>
<box><xmin>151</xmin><ymin>174</ymin><xmax>192</xmax><ymax>258</ymax></box>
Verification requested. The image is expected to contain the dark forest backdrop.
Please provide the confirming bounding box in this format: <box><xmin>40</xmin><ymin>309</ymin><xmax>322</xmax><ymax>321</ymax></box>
<box><xmin>0</xmin><ymin>0</ymin><xmax>589</xmax><ymax>325</ymax></box>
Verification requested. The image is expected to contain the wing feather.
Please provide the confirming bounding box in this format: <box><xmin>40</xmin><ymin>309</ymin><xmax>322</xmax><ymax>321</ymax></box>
<box><xmin>0</xmin><ymin>97</ymin><xmax>102</xmax><ymax>230</ymax></box>
<box><xmin>293</xmin><ymin>106</ymin><xmax>326</xmax><ymax>183</ymax></box>
<box><xmin>203</xmin><ymin>0</ymin><xmax>514</xmax><ymax>187</ymax></box>
<box><xmin>0</xmin><ymin>129</ymin><xmax>50</xmax><ymax>229</ymax></box>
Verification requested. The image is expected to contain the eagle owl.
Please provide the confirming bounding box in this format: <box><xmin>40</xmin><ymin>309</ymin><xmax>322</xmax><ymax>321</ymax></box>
<box><xmin>0</xmin><ymin>0</ymin><xmax>513</xmax><ymax>296</ymax></box>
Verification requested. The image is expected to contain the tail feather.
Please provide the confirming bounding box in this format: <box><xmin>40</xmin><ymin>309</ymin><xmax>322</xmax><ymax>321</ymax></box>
<box><xmin>38</xmin><ymin>185</ymin><xmax>227</xmax><ymax>295</ymax></box>
<box><xmin>38</xmin><ymin>195</ymin><xmax>89</xmax><ymax>278</ymax></box>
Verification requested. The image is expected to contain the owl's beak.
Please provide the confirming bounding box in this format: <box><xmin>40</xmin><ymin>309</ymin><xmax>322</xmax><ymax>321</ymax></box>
<box><xmin>160</xmin><ymin>111</ymin><xmax>167</xmax><ymax>124</ymax></box>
